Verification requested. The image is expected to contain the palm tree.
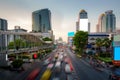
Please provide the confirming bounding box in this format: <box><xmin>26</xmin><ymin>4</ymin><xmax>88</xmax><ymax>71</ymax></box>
<box><xmin>102</xmin><ymin>38</ymin><xmax>112</xmax><ymax>57</ymax></box>
<box><xmin>96</xmin><ymin>38</ymin><xmax>103</xmax><ymax>54</ymax></box>
<box><xmin>102</xmin><ymin>38</ymin><xmax>111</xmax><ymax>48</ymax></box>
<box><xmin>96</xmin><ymin>38</ymin><xmax>112</xmax><ymax>57</ymax></box>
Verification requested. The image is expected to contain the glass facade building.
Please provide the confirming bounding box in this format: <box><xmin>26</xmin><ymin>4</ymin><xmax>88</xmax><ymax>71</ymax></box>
<box><xmin>79</xmin><ymin>10</ymin><xmax>88</xmax><ymax>19</ymax></box>
<box><xmin>97</xmin><ymin>10</ymin><xmax>116</xmax><ymax>33</ymax></box>
<box><xmin>105</xmin><ymin>10</ymin><xmax>116</xmax><ymax>32</ymax></box>
<box><xmin>101</xmin><ymin>14</ymin><xmax>106</xmax><ymax>32</ymax></box>
<box><xmin>32</xmin><ymin>8</ymin><xmax>51</xmax><ymax>33</ymax></box>
<box><xmin>0</xmin><ymin>18</ymin><xmax>8</xmax><ymax>51</ymax></box>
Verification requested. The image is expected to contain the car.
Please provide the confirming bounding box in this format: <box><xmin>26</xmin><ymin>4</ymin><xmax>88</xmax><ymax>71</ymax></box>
<box><xmin>109</xmin><ymin>67</ymin><xmax>120</xmax><ymax>80</ymax></box>
<box><xmin>55</xmin><ymin>61</ymin><xmax>61</xmax><ymax>72</ymax></box>
<box><xmin>57</xmin><ymin>55</ymin><xmax>63</xmax><ymax>62</ymax></box>
<box><xmin>43</xmin><ymin>59</ymin><xmax>50</xmax><ymax>66</ymax></box>
<box><xmin>47</xmin><ymin>63</ymin><xmax>54</xmax><ymax>69</ymax></box>
<box><xmin>65</xmin><ymin>64</ymin><xmax>71</xmax><ymax>73</ymax></box>
<box><xmin>63</xmin><ymin>53</ymin><xmax>67</xmax><ymax>57</ymax></box>
<box><xmin>40</xmin><ymin>69</ymin><xmax>52</xmax><ymax>80</ymax></box>
<box><xmin>52</xmin><ymin>58</ymin><xmax>56</xmax><ymax>63</ymax></box>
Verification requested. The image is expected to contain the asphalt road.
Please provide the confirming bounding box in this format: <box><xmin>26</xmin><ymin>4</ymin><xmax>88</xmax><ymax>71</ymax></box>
<box><xmin>0</xmin><ymin>48</ymin><xmax>110</xmax><ymax>80</ymax></box>
<box><xmin>66</xmin><ymin>48</ymin><xmax>110</xmax><ymax>80</ymax></box>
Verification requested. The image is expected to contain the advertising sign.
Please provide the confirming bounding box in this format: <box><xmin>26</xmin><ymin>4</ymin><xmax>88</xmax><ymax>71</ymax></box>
<box><xmin>68</xmin><ymin>32</ymin><xmax>74</xmax><ymax>37</ymax></box>
<box><xmin>114</xmin><ymin>34</ymin><xmax>120</xmax><ymax>41</ymax></box>
<box><xmin>114</xmin><ymin>47</ymin><xmax>120</xmax><ymax>60</ymax></box>
<box><xmin>113</xmin><ymin>34</ymin><xmax>120</xmax><ymax>47</ymax></box>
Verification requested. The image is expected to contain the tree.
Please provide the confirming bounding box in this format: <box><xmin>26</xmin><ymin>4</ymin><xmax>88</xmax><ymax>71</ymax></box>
<box><xmin>73</xmin><ymin>31</ymin><xmax>88</xmax><ymax>54</ymax></box>
<box><xmin>102</xmin><ymin>38</ymin><xmax>111</xmax><ymax>48</ymax></box>
<box><xmin>8</xmin><ymin>39</ymin><xmax>26</xmax><ymax>49</ymax></box>
<box><xmin>96</xmin><ymin>38</ymin><xmax>103</xmax><ymax>48</ymax></box>
<box><xmin>8</xmin><ymin>42</ymin><xmax>14</xmax><ymax>49</ymax></box>
<box><xmin>96</xmin><ymin>38</ymin><xmax>112</xmax><ymax>57</ymax></box>
<box><xmin>42</xmin><ymin>37</ymin><xmax>52</xmax><ymax>41</ymax></box>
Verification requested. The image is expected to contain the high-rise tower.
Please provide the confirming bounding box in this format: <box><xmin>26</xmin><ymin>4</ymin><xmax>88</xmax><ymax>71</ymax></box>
<box><xmin>78</xmin><ymin>9</ymin><xmax>88</xmax><ymax>31</ymax></box>
<box><xmin>32</xmin><ymin>8</ymin><xmax>52</xmax><ymax>33</ymax></box>
<box><xmin>97</xmin><ymin>10</ymin><xmax>116</xmax><ymax>33</ymax></box>
<box><xmin>0</xmin><ymin>18</ymin><xmax>8</xmax><ymax>50</ymax></box>
<box><xmin>105</xmin><ymin>10</ymin><xmax>116</xmax><ymax>32</ymax></box>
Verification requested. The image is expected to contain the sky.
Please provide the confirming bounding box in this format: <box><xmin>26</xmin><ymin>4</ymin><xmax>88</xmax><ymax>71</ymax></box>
<box><xmin>0</xmin><ymin>0</ymin><xmax>120</xmax><ymax>42</ymax></box>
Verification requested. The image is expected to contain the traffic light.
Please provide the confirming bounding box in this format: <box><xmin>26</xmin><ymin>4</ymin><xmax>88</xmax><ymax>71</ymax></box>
<box><xmin>33</xmin><ymin>53</ymin><xmax>37</xmax><ymax>59</ymax></box>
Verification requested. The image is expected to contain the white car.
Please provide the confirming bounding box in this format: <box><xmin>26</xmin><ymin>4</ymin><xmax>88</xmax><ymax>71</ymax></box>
<box><xmin>63</xmin><ymin>53</ymin><xmax>67</xmax><ymax>57</ymax></box>
<box><xmin>43</xmin><ymin>59</ymin><xmax>50</xmax><ymax>65</ymax></box>
<box><xmin>55</xmin><ymin>61</ymin><xmax>61</xmax><ymax>68</ymax></box>
<box><xmin>47</xmin><ymin>63</ymin><xmax>54</xmax><ymax>69</ymax></box>
<box><xmin>65</xmin><ymin>64</ymin><xmax>71</xmax><ymax>73</ymax></box>
<box><xmin>55</xmin><ymin>61</ymin><xmax>61</xmax><ymax>72</ymax></box>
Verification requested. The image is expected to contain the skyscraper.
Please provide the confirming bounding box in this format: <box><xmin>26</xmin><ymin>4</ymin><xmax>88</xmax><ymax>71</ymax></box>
<box><xmin>0</xmin><ymin>18</ymin><xmax>8</xmax><ymax>51</ymax></box>
<box><xmin>0</xmin><ymin>18</ymin><xmax>7</xmax><ymax>31</ymax></box>
<box><xmin>96</xmin><ymin>24</ymin><xmax>100</xmax><ymax>32</ymax></box>
<box><xmin>78</xmin><ymin>9</ymin><xmax>88</xmax><ymax>31</ymax></box>
<box><xmin>97</xmin><ymin>13</ymin><xmax>106</xmax><ymax>32</ymax></box>
<box><xmin>105</xmin><ymin>10</ymin><xmax>116</xmax><ymax>32</ymax></box>
<box><xmin>32</xmin><ymin>8</ymin><xmax>52</xmax><ymax>33</ymax></box>
<box><xmin>97</xmin><ymin>10</ymin><xmax>116</xmax><ymax>33</ymax></box>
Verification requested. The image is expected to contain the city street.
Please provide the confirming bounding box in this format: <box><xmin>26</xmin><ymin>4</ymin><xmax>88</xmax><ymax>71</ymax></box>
<box><xmin>67</xmin><ymin>48</ymin><xmax>110</xmax><ymax>80</ymax></box>
<box><xmin>0</xmin><ymin>48</ymin><xmax>111</xmax><ymax>80</ymax></box>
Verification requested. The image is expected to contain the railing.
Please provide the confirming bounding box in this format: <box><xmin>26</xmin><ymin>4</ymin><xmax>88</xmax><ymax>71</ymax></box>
<box><xmin>0</xmin><ymin>45</ymin><xmax>53</xmax><ymax>54</ymax></box>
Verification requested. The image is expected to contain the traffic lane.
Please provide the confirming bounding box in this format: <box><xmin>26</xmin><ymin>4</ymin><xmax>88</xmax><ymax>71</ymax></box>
<box><xmin>36</xmin><ymin>56</ymin><xmax>55</xmax><ymax>80</ymax></box>
<box><xmin>35</xmin><ymin>50</ymin><xmax>59</xmax><ymax>80</ymax></box>
<box><xmin>50</xmin><ymin>60</ymin><xmax>67</xmax><ymax>80</ymax></box>
<box><xmin>0</xmin><ymin>70</ymin><xmax>18</xmax><ymax>80</ymax></box>
<box><xmin>66</xmin><ymin>48</ymin><xmax>109</xmax><ymax>80</ymax></box>
<box><xmin>35</xmin><ymin>65</ymin><xmax>47</xmax><ymax>80</ymax></box>
<box><xmin>26</xmin><ymin>68</ymin><xmax>40</xmax><ymax>80</ymax></box>
<box><xmin>14</xmin><ymin>50</ymin><xmax>56</xmax><ymax>80</ymax></box>
<box><xmin>36</xmin><ymin>49</ymin><xmax>73</xmax><ymax>80</ymax></box>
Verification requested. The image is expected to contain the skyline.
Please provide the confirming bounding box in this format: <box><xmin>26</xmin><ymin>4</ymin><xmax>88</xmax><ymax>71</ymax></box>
<box><xmin>0</xmin><ymin>0</ymin><xmax>120</xmax><ymax>42</ymax></box>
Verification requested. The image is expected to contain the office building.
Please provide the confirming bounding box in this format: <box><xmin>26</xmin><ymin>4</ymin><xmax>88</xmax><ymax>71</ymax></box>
<box><xmin>0</xmin><ymin>18</ymin><xmax>8</xmax><ymax>67</ymax></box>
<box><xmin>97</xmin><ymin>10</ymin><xmax>116</xmax><ymax>33</ymax></box>
<box><xmin>8</xmin><ymin>26</ymin><xmax>27</xmax><ymax>43</ymax></box>
<box><xmin>78</xmin><ymin>9</ymin><xmax>88</xmax><ymax>31</ymax></box>
<box><xmin>96</xmin><ymin>24</ymin><xmax>100</xmax><ymax>32</ymax></box>
<box><xmin>32</xmin><ymin>8</ymin><xmax>52</xmax><ymax>33</ymax></box>
<box><xmin>105</xmin><ymin>10</ymin><xmax>116</xmax><ymax>32</ymax></box>
<box><xmin>0</xmin><ymin>18</ymin><xmax>8</xmax><ymax>51</ymax></box>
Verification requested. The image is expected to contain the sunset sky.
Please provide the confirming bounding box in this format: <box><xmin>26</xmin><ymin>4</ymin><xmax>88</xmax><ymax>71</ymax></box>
<box><xmin>0</xmin><ymin>0</ymin><xmax>120</xmax><ymax>42</ymax></box>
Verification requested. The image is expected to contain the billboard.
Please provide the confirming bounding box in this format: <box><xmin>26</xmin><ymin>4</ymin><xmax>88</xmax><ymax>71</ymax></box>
<box><xmin>68</xmin><ymin>32</ymin><xmax>74</xmax><ymax>37</ymax></box>
<box><xmin>113</xmin><ymin>34</ymin><xmax>120</xmax><ymax>47</ymax></box>
<box><xmin>114</xmin><ymin>34</ymin><xmax>120</xmax><ymax>41</ymax></box>
<box><xmin>114</xmin><ymin>47</ymin><xmax>120</xmax><ymax>60</ymax></box>
<box><xmin>80</xmin><ymin>19</ymin><xmax>88</xmax><ymax>31</ymax></box>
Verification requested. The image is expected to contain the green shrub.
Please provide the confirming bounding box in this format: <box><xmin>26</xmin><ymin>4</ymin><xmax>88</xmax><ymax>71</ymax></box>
<box><xmin>11</xmin><ymin>59</ymin><xmax>23</xmax><ymax>68</ymax></box>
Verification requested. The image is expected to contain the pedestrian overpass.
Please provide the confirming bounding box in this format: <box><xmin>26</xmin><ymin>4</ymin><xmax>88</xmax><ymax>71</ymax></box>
<box><xmin>0</xmin><ymin>30</ymin><xmax>53</xmax><ymax>67</ymax></box>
